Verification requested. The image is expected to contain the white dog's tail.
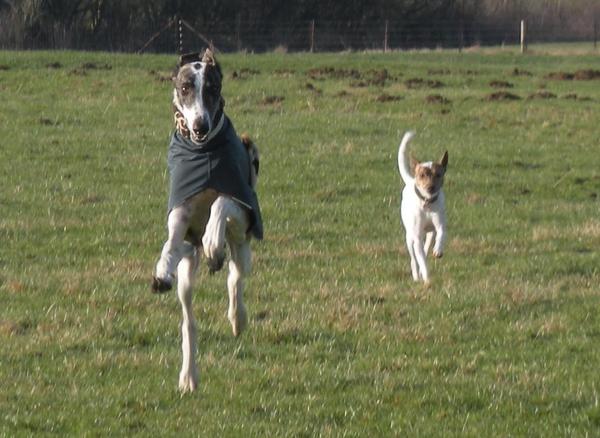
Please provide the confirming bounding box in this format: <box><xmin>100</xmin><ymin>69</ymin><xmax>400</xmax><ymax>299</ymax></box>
<box><xmin>397</xmin><ymin>131</ymin><xmax>416</xmax><ymax>185</ymax></box>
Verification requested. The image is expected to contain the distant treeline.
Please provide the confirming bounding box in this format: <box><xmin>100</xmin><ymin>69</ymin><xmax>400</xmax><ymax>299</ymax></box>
<box><xmin>0</xmin><ymin>0</ymin><xmax>598</xmax><ymax>52</ymax></box>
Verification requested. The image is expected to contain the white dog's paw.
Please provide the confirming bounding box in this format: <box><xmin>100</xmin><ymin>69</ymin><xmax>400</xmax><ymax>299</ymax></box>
<box><xmin>179</xmin><ymin>369</ymin><xmax>199</xmax><ymax>393</ymax></box>
<box><xmin>228</xmin><ymin>304</ymin><xmax>247</xmax><ymax>337</ymax></box>
<box><xmin>433</xmin><ymin>250</ymin><xmax>443</xmax><ymax>258</ymax></box>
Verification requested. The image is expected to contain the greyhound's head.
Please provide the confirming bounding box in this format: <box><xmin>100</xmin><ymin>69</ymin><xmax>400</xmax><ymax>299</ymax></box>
<box><xmin>172</xmin><ymin>49</ymin><xmax>224</xmax><ymax>144</ymax></box>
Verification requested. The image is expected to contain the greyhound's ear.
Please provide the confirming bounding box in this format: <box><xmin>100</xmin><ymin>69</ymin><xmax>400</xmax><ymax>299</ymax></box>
<box><xmin>179</xmin><ymin>52</ymin><xmax>201</xmax><ymax>66</ymax></box>
<box><xmin>202</xmin><ymin>48</ymin><xmax>217</xmax><ymax>65</ymax></box>
<box><xmin>439</xmin><ymin>151</ymin><xmax>448</xmax><ymax>169</ymax></box>
<box><xmin>410</xmin><ymin>153</ymin><xmax>420</xmax><ymax>173</ymax></box>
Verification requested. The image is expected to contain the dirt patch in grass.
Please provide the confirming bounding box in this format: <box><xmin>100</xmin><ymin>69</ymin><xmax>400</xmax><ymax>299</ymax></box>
<box><xmin>46</xmin><ymin>62</ymin><xmax>62</xmax><ymax>69</ymax></box>
<box><xmin>148</xmin><ymin>69</ymin><xmax>171</xmax><ymax>82</ymax></box>
<box><xmin>562</xmin><ymin>93</ymin><xmax>593</xmax><ymax>101</ymax></box>
<box><xmin>574</xmin><ymin>69</ymin><xmax>600</xmax><ymax>80</ymax></box>
<box><xmin>307</xmin><ymin>66</ymin><xmax>361</xmax><ymax>81</ymax></box>
<box><xmin>335</xmin><ymin>90</ymin><xmax>351</xmax><ymax>98</ymax></box>
<box><xmin>425</xmin><ymin>94</ymin><xmax>450</xmax><ymax>104</ymax></box>
<box><xmin>231</xmin><ymin>68</ymin><xmax>260</xmax><ymax>80</ymax></box>
<box><xmin>512</xmin><ymin>68</ymin><xmax>533</xmax><ymax>77</ymax></box>
<box><xmin>428</xmin><ymin>68</ymin><xmax>451</xmax><ymax>75</ymax></box>
<box><xmin>305</xmin><ymin>82</ymin><xmax>322</xmax><ymax>95</ymax></box>
<box><xmin>0</xmin><ymin>319</ymin><xmax>33</xmax><ymax>336</ymax></box>
<box><xmin>527</xmin><ymin>90</ymin><xmax>557</xmax><ymax>100</ymax></box>
<box><xmin>376</xmin><ymin>93</ymin><xmax>403</xmax><ymax>103</ymax></box>
<box><xmin>546</xmin><ymin>69</ymin><xmax>600</xmax><ymax>81</ymax></box>
<box><xmin>260</xmin><ymin>95</ymin><xmax>285</xmax><ymax>106</ymax></box>
<box><xmin>484</xmin><ymin>91</ymin><xmax>521</xmax><ymax>101</ymax></box>
<box><xmin>69</xmin><ymin>62</ymin><xmax>112</xmax><ymax>76</ymax></box>
<box><xmin>0</xmin><ymin>64</ymin><xmax>9</xmax><ymax>70</ymax></box>
<box><xmin>489</xmin><ymin>80</ymin><xmax>513</xmax><ymax>88</ymax></box>
<box><xmin>39</xmin><ymin>117</ymin><xmax>60</xmax><ymax>126</ymax></box>
<box><xmin>405</xmin><ymin>77</ymin><xmax>444</xmax><ymax>89</ymax></box>
<box><xmin>81</xmin><ymin>62</ymin><xmax>112</xmax><ymax>70</ymax></box>
<box><xmin>366</xmin><ymin>68</ymin><xmax>391</xmax><ymax>86</ymax></box>
<box><xmin>274</xmin><ymin>68</ymin><xmax>295</xmax><ymax>76</ymax></box>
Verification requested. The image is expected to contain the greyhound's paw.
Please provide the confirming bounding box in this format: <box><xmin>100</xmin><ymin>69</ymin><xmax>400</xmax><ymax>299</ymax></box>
<box><xmin>178</xmin><ymin>369</ymin><xmax>199</xmax><ymax>393</ymax></box>
<box><xmin>228</xmin><ymin>304</ymin><xmax>248</xmax><ymax>337</ymax></box>
<box><xmin>433</xmin><ymin>250</ymin><xmax>443</xmax><ymax>258</ymax></box>
<box><xmin>206</xmin><ymin>251</ymin><xmax>225</xmax><ymax>274</ymax></box>
<box><xmin>151</xmin><ymin>276</ymin><xmax>172</xmax><ymax>293</ymax></box>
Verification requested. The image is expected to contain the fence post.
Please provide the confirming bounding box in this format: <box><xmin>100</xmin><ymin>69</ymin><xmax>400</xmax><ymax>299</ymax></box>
<box><xmin>309</xmin><ymin>19</ymin><xmax>315</xmax><ymax>52</ymax></box>
<box><xmin>384</xmin><ymin>20</ymin><xmax>389</xmax><ymax>52</ymax></box>
<box><xmin>520</xmin><ymin>19</ymin><xmax>527</xmax><ymax>54</ymax></box>
<box><xmin>236</xmin><ymin>13</ymin><xmax>241</xmax><ymax>52</ymax></box>
<box><xmin>178</xmin><ymin>17</ymin><xmax>183</xmax><ymax>54</ymax></box>
<box><xmin>594</xmin><ymin>16</ymin><xmax>598</xmax><ymax>50</ymax></box>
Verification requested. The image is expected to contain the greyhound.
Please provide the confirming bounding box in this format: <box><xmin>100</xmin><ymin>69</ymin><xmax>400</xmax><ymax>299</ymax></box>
<box><xmin>152</xmin><ymin>49</ymin><xmax>262</xmax><ymax>392</ymax></box>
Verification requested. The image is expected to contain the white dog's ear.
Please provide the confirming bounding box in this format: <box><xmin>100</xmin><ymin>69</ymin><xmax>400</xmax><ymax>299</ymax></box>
<box><xmin>410</xmin><ymin>154</ymin><xmax>420</xmax><ymax>173</ymax></box>
<box><xmin>439</xmin><ymin>151</ymin><xmax>448</xmax><ymax>169</ymax></box>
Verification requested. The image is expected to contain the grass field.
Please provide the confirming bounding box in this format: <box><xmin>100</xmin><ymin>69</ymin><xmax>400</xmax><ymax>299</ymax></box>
<box><xmin>1</xmin><ymin>45</ymin><xmax>600</xmax><ymax>436</ymax></box>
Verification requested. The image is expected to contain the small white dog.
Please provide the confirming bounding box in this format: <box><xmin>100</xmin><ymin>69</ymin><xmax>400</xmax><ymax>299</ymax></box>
<box><xmin>397</xmin><ymin>131</ymin><xmax>448</xmax><ymax>283</ymax></box>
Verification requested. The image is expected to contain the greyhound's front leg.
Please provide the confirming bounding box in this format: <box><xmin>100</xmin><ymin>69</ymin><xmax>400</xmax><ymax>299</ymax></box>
<box><xmin>153</xmin><ymin>206</ymin><xmax>190</xmax><ymax>292</ymax></box>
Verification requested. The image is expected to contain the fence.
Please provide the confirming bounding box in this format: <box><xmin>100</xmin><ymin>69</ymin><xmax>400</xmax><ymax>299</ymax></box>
<box><xmin>1</xmin><ymin>15</ymin><xmax>598</xmax><ymax>53</ymax></box>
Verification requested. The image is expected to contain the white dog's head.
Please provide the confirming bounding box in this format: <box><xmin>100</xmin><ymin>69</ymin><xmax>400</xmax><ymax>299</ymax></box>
<box><xmin>411</xmin><ymin>151</ymin><xmax>448</xmax><ymax>198</ymax></box>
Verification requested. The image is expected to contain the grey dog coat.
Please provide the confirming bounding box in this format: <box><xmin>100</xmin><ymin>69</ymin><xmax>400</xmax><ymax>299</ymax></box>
<box><xmin>167</xmin><ymin>116</ymin><xmax>263</xmax><ymax>240</ymax></box>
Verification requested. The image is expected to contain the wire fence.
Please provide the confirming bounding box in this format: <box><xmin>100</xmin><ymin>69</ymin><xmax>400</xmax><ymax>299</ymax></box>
<box><xmin>1</xmin><ymin>16</ymin><xmax>598</xmax><ymax>53</ymax></box>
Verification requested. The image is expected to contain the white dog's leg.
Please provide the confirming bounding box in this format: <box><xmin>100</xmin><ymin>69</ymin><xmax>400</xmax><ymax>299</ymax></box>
<box><xmin>153</xmin><ymin>206</ymin><xmax>190</xmax><ymax>291</ymax></box>
<box><xmin>432</xmin><ymin>216</ymin><xmax>446</xmax><ymax>258</ymax></box>
<box><xmin>177</xmin><ymin>242</ymin><xmax>199</xmax><ymax>392</ymax></box>
<box><xmin>405</xmin><ymin>234</ymin><xmax>420</xmax><ymax>281</ymax></box>
<box><xmin>202</xmin><ymin>196</ymin><xmax>248</xmax><ymax>273</ymax></box>
<box><xmin>227</xmin><ymin>240</ymin><xmax>251</xmax><ymax>337</ymax></box>
<box><xmin>432</xmin><ymin>227</ymin><xmax>446</xmax><ymax>258</ymax></box>
<box><xmin>412</xmin><ymin>236</ymin><xmax>429</xmax><ymax>283</ymax></box>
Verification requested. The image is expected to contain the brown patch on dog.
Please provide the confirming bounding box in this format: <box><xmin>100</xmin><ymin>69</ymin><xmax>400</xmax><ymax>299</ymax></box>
<box><xmin>425</xmin><ymin>94</ymin><xmax>450</xmax><ymax>104</ymax></box>
<box><xmin>489</xmin><ymin>80</ymin><xmax>513</xmax><ymax>88</ymax></box>
<box><xmin>484</xmin><ymin>91</ymin><xmax>521</xmax><ymax>101</ymax></box>
<box><xmin>405</xmin><ymin>77</ymin><xmax>443</xmax><ymax>89</ymax></box>
<box><xmin>412</xmin><ymin>153</ymin><xmax>448</xmax><ymax>196</ymax></box>
<box><xmin>512</xmin><ymin>68</ymin><xmax>533</xmax><ymax>77</ymax></box>
<box><xmin>376</xmin><ymin>93</ymin><xmax>402</xmax><ymax>102</ymax></box>
<box><xmin>527</xmin><ymin>90</ymin><xmax>556</xmax><ymax>100</ymax></box>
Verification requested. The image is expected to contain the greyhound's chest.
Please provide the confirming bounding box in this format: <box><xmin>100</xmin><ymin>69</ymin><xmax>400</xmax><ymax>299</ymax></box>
<box><xmin>184</xmin><ymin>189</ymin><xmax>220</xmax><ymax>246</ymax></box>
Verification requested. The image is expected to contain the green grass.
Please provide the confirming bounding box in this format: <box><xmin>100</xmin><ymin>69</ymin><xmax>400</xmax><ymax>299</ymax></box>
<box><xmin>1</xmin><ymin>46</ymin><xmax>600</xmax><ymax>436</ymax></box>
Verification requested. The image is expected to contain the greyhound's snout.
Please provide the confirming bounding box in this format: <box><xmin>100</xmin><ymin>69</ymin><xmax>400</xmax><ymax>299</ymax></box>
<box><xmin>192</xmin><ymin>118</ymin><xmax>210</xmax><ymax>138</ymax></box>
